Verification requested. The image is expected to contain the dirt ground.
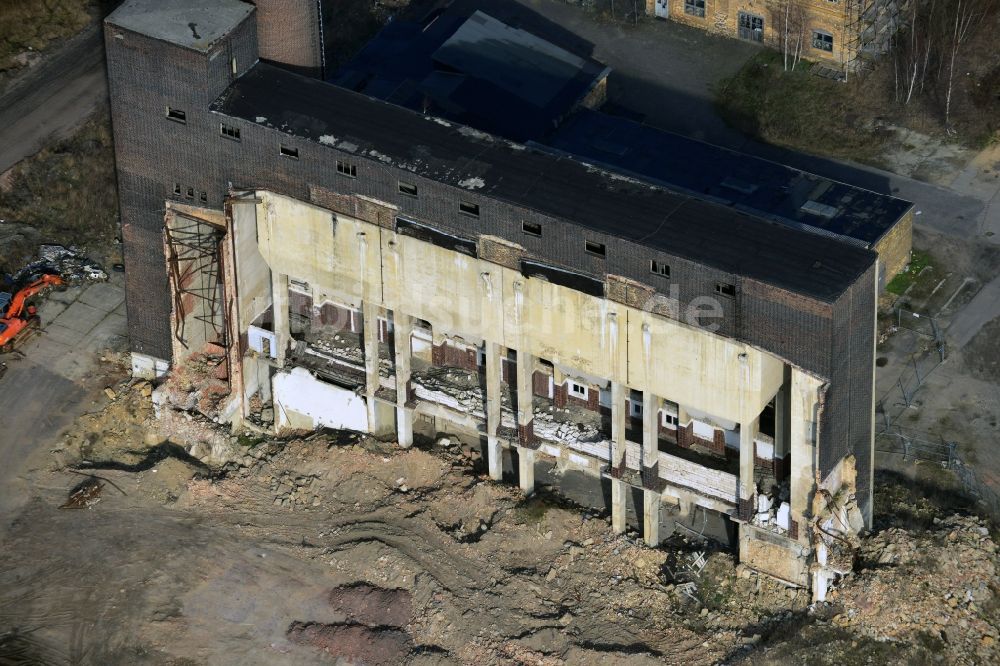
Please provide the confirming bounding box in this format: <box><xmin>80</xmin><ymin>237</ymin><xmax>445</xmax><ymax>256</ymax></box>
<box><xmin>873</xmin><ymin>226</ymin><xmax>1000</xmax><ymax>513</ymax></box>
<box><xmin>1</xmin><ymin>380</ymin><xmax>998</xmax><ymax>665</ymax></box>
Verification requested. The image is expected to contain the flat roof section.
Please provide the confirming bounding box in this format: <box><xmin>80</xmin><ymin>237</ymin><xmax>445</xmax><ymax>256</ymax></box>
<box><xmin>213</xmin><ymin>63</ymin><xmax>876</xmax><ymax>303</ymax></box>
<box><xmin>331</xmin><ymin>5</ymin><xmax>607</xmax><ymax>141</ymax></box>
<box><xmin>545</xmin><ymin>110</ymin><xmax>912</xmax><ymax>247</ymax></box>
<box><xmin>106</xmin><ymin>0</ymin><xmax>254</xmax><ymax>53</ymax></box>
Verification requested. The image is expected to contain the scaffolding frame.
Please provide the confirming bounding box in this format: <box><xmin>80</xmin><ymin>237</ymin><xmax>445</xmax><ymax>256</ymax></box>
<box><xmin>165</xmin><ymin>212</ymin><xmax>227</xmax><ymax>350</ymax></box>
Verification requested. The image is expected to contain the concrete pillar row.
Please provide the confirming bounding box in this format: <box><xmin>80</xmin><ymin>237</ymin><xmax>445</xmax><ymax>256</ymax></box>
<box><xmin>484</xmin><ymin>341</ymin><xmax>503</xmax><ymax>481</ymax></box>
<box><xmin>393</xmin><ymin>312</ymin><xmax>414</xmax><ymax>448</ymax></box>
<box><xmin>271</xmin><ymin>272</ymin><xmax>290</xmax><ymax>365</ymax></box>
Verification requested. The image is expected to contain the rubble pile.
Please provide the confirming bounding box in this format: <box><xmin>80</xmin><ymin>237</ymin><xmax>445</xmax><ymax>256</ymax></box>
<box><xmin>412</xmin><ymin>366</ymin><xmax>486</xmax><ymax>413</ymax></box>
<box><xmin>9</xmin><ymin>243</ymin><xmax>107</xmax><ymax>285</ymax></box>
<box><xmin>154</xmin><ymin>343</ymin><xmax>231</xmax><ymax>418</ymax></box>
<box><xmin>831</xmin><ymin>514</ymin><xmax>999</xmax><ymax>661</ymax></box>
<box><xmin>45</xmin><ymin>378</ymin><xmax>1000</xmax><ymax>663</ymax></box>
<box><xmin>531</xmin><ymin>408</ymin><xmax>603</xmax><ymax>445</ymax></box>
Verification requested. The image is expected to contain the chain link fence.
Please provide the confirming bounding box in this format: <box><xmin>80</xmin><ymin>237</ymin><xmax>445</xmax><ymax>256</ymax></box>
<box><xmin>876</xmin><ymin>308</ymin><xmax>947</xmax><ymax>431</ymax></box>
<box><xmin>874</xmin><ymin>308</ymin><xmax>1000</xmax><ymax>519</ymax></box>
<box><xmin>876</xmin><ymin>425</ymin><xmax>1000</xmax><ymax>520</ymax></box>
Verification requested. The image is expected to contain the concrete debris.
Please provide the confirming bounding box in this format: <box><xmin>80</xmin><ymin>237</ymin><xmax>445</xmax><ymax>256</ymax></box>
<box><xmin>11</xmin><ymin>244</ymin><xmax>107</xmax><ymax>285</ymax></box>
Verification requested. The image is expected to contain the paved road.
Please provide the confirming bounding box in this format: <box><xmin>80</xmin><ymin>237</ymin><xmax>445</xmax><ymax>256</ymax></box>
<box><xmin>0</xmin><ymin>22</ymin><xmax>108</xmax><ymax>174</ymax></box>
<box><xmin>947</xmin><ymin>274</ymin><xmax>1000</xmax><ymax>349</ymax></box>
<box><xmin>0</xmin><ymin>276</ymin><xmax>126</xmax><ymax>524</ymax></box>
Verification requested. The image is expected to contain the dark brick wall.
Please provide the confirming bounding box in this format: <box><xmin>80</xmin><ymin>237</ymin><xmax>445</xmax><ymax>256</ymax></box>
<box><xmin>820</xmin><ymin>261</ymin><xmax>876</xmax><ymax>519</ymax></box>
<box><xmin>561</xmin><ymin>382</ymin><xmax>600</xmax><ymax>412</ymax></box>
<box><xmin>105</xmin><ymin>14</ymin><xmax>258</xmax><ymax>359</ymax></box>
<box><xmin>431</xmin><ymin>341</ymin><xmax>477</xmax><ymax>370</ymax></box>
<box><xmin>316</xmin><ymin>302</ymin><xmax>359</xmax><ymax>332</ymax></box>
<box><xmin>253</xmin><ymin>0</ymin><xmax>322</xmax><ymax>77</ymax></box>
<box><xmin>532</xmin><ymin>370</ymin><xmax>550</xmax><ymax>398</ymax></box>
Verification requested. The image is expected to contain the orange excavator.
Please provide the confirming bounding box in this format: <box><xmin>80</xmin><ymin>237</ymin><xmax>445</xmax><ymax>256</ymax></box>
<box><xmin>0</xmin><ymin>274</ymin><xmax>65</xmax><ymax>353</ymax></box>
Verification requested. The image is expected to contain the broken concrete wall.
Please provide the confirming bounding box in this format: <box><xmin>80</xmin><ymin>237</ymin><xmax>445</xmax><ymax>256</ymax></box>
<box><xmin>273</xmin><ymin>366</ymin><xmax>369</xmax><ymax>432</ymax></box>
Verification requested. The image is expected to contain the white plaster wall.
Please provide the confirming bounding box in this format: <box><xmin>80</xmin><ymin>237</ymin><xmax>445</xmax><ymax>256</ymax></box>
<box><xmin>273</xmin><ymin>366</ymin><xmax>369</xmax><ymax>432</ymax></box>
<box><xmin>231</xmin><ymin>198</ymin><xmax>273</xmax><ymax>331</ymax></box>
<box><xmin>248</xmin><ymin>325</ymin><xmax>276</xmax><ymax>357</ymax></box>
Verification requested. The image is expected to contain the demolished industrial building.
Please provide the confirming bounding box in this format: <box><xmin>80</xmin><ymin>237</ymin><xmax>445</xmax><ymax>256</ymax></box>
<box><xmin>105</xmin><ymin>0</ymin><xmax>912</xmax><ymax>598</ymax></box>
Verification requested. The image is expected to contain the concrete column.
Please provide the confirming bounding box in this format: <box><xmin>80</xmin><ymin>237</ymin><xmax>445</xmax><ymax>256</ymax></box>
<box><xmin>789</xmin><ymin>371</ymin><xmax>820</xmax><ymax>528</ymax></box>
<box><xmin>643</xmin><ymin>489</ymin><xmax>660</xmax><ymax>546</ymax></box>
<box><xmin>611</xmin><ymin>381</ymin><xmax>627</xmax><ymax>534</ymax></box>
<box><xmin>485</xmin><ymin>341</ymin><xmax>503</xmax><ymax>481</ymax></box>
<box><xmin>611</xmin><ymin>475</ymin><xmax>626</xmax><ymax>534</ymax></box>
<box><xmin>774</xmin><ymin>366</ymin><xmax>791</xmax><ymax>461</ymax></box>
<box><xmin>516</xmin><ymin>350</ymin><xmax>535</xmax><ymax>430</ymax></box>
<box><xmin>516</xmin><ymin>350</ymin><xmax>536</xmax><ymax>495</ymax></box>
<box><xmin>611</xmin><ymin>382</ymin><xmax>626</xmax><ymax>466</ymax></box>
<box><xmin>271</xmin><ymin>272</ymin><xmax>289</xmax><ymax>365</ymax></box>
<box><xmin>362</xmin><ymin>301</ymin><xmax>381</xmax><ymax>430</ymax></box>
<box><xmin>739</xmin><ymin>414</ymin><xmax>760</xmax><ymax>520</ymax></box>
<box><xmin>393</xmin><ymin>312</ymin><xmax>413</xmax><ymax>448</ymax></box>
<box><xmin>518</xmin><ymin>446</ymin><xmax>535</xmax><ymax>496</ymax></box>
<box><xmin>642</xmin><ymin>391</ymin><xmax>659</xmax><ymax>468</ymax></box>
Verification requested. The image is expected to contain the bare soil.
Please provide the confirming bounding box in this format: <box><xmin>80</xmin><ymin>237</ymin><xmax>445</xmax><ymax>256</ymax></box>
<box><xmin>1</xmin><ymin>381</ymin><xmax>998</xmax><ymax>664</ymax></box>
<box><xmin>0</xmin><ymin>109</ymin><xmax>119</xmax><ymax>274</ymax></box>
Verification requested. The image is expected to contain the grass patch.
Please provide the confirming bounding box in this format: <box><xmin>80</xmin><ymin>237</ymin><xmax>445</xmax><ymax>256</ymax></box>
<box><xmin>715</xmin><ymin>50</ymin><xmax>890</xmax><ymax>164</ymax></box>
<box><xmin>0</xmin><ymin>0</ymin><xmax>92</xmax><ymax>75</ymax></box>
<box><xmin>0</xmin><ymin>108</ymin><xmax>119</xmax><ymax>273</ymax></box>
<box><xmin>885</xmin><ymin>250</ymin><xmax>933</xmax><ymax>296</ymax></box>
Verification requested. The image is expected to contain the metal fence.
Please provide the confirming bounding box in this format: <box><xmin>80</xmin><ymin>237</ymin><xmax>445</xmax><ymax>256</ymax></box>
<box><xmin>876</xmin><ymin>308</ymin><xmax>947</xmax><ymax>431</ymax></box>
<box><xmin>875</xmin><ymin>308</ymin><xmax>1000</xmax><ymax>520</ymax></box>
<box><xmin>875</xmin><ymin>427</ymin><xmax>954</xmax><ymax>462</ymax></box>
<box><xmin>876</xmin><ymin>426</ymin><xmax>1000</xmax><ymax>520</ymax></box>
<box><xmin>951</xmin><ymin>458</ymin><xmax>1000</xmax><ymax>520</ymax></box>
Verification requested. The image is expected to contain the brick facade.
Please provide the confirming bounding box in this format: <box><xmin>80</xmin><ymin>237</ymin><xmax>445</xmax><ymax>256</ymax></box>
<box><xmin>658</xmin><ymin>0</ymin><xmax>851</xmax><ymax>68</ymax></box>
<box><xmin>532</xmin><ymin>370</ymin><xmax>551</xmax><ymax>398</ymax></box>
<box><xmin>431</xmin><ymin>341</ymin><xmax>478</xmax><ymax>371</ymax></box>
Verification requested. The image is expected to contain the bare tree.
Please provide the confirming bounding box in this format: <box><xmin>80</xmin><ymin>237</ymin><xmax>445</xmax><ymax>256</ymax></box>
<box><xmin>943</xmin><ymin>0</ymin><xmax>984</xmax><ymax>125</ymax></box>
<box><xmin>888</xmin><ymin>0</ymin><xmax>995</xmax><ymax>125</ymax></box>
<box><xmin>778</xmin><ymin>0</ymin><xmax>807</xmax><ymax>71</ymax></box>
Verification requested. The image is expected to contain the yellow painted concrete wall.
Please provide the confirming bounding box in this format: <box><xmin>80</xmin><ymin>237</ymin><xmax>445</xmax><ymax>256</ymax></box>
<box><xmin>253</xmin><ymin>192</ymin><xmax>791</xmax><ymax>425</ymax></box>
<box><xmin>789</xmin><ymin>368</ymin><xmax>824</xmax><ymax>522</ymax></box>
<box><xmin>256</xmin><ymin>191</ymin><xmax>382</xmax><ymax>309</ymax></box>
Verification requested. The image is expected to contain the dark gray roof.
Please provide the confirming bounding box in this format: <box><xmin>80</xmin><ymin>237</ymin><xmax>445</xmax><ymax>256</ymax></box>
<box><xmin>106</xmin><ymin>0</ymin><xmax>253</xmax><ymax>53</ymax></box>
<box><xmin>544</xmin><ymin>110</ymin><xmax>912</xmax><ymax>247</ymax></box>
<box><xmin>213</xmin><ymin>63</ymin><xmax>876</xmax><ymax>302</ymax></box>
<box><xmin>330</xmin><ymin>5</ymin><xmax>608</xmax><ymax>141</ymax></box>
